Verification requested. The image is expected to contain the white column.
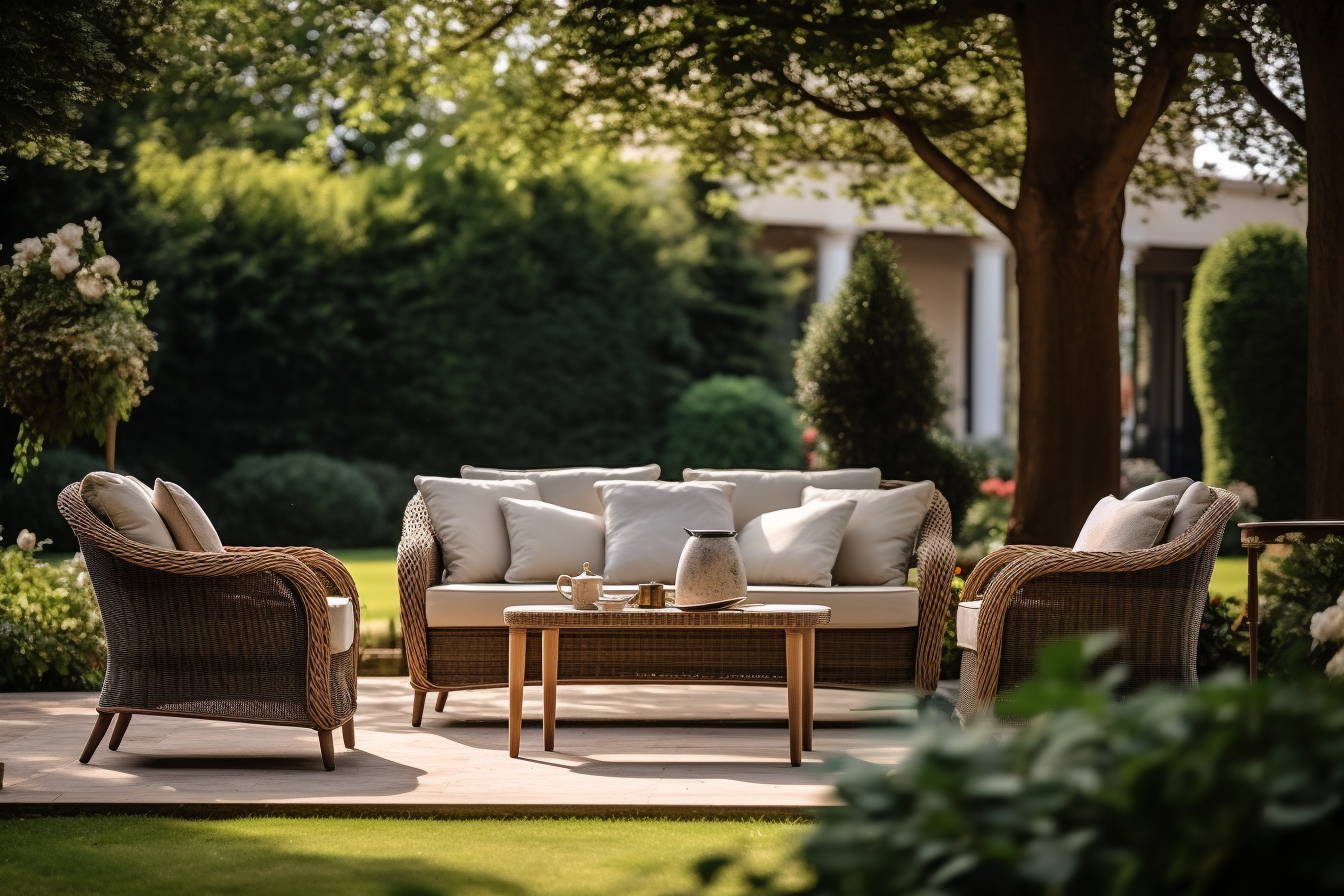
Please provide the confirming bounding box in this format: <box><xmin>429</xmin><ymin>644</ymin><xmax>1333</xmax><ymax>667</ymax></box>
<box><xmin>1119</xmin><ymin>245</ymin><xmax>1143</xmax><ymax>455</ymax></box>
<box><xmin>970</xmin><ymin>238</ymin><xmax>1008</xmax><ymax>439</ymax></box>
<box><xmin>815</xmin><ymin>227</ymin><xmax>860</xmax><ymax>303</ymax></box>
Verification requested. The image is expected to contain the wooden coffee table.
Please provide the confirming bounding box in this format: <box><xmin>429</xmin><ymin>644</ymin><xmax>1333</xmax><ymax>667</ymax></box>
<box><xmin>502</xmin><ymin>604</ymin><xmax>831</xmax><ymax>767</ymax></box>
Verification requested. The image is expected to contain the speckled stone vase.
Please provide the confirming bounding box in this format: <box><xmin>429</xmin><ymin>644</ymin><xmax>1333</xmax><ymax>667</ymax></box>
<box><xmin>674</xmin><ymin>528</ymin><xmax>747</xmax><ymax>605</ymax></box>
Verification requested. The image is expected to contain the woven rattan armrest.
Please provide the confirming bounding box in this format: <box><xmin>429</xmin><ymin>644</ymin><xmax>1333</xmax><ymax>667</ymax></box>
<box><xmin>891</xmin><ymin>481</ymin><xmax>957</xmax><ymax>695</ymax></box>
<box><xmin>962</xmin><ymin>489</ymin><xmax>1240</xmax><ymax>718</ymax></box>
<box><xmin>398</xmin><ymin>493</ymin><xmax>441</xmax><ymax>692</ymax></box>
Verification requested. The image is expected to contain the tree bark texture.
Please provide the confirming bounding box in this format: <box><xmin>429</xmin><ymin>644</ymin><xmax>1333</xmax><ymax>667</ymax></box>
<box><xmin>105</xmin><ymin>415</ymin><xmax>116</xmax><ymax>473</ymax></box>
<box><xmin>1287</xmin><ymin>2</ymin><xmax>1344</xmax><ymax>519</ymax></box>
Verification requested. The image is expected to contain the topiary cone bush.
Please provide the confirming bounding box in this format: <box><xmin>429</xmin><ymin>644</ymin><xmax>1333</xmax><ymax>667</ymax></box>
<box><xmin>796</xmin><ymin>233</ymin><xmax>981</xmax><ymax>532</ymax></box>
<box><xmin>663</xmin><ymin>375</ymin><xmax>802</xmax><ymax>472</ymax></box>
<box><xmin>1187</xmin><ymin>223</ymin><xmax>1307</xmax><ymax>520</ymax></box>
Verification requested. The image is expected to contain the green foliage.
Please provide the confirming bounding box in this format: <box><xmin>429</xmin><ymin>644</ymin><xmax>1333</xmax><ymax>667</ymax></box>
<box><xmin>207</xmin><ymin>453</ymin><xmax>395</xmax><ymax>550</ymax></box>
<box><xmin>1260</xmin><ymin>538</ymin><xmax>1344</xmax><ymax>678</ymax></box>
<box><xmin>0</xmin><ymin>220</ymin><xmax>157</xmax><ymax>480</ymax></box>
<box><xmin>663</xmin><ymin>376</ymin><xmax>802</xmax><ymax>473</ymax></box>
<box><xmin>796</xmin><ymin>234</ymin><xmax>982</xmax><ymax>532</ymax></box>
<box><xmin>0</xmin><ymin>1</ymin><xmax>168</xmax><ymax>176</ymax></box>
<box><xmin>721</xmin><ymin>636</ymin><xmax>1344</xmax><ymax>896</ymax></box>
<box><xmin>0</xmin><ymin>447</ymin><xmax>103</xmax><ymax>553</ymax></box>
<box><xmin>1187</xmin><ymin>223</ymin><xmax>1308</xmax><ymax>520</ymax></box>
<box><xmin>1199</xmin><ymin>593</ymin><xmax>1249</xmax><ymax>677</ymax></box>
<box><xmin>0</xmin><ymin>533</ymin><xmax>104</xmax><ymax>690</ymax></box>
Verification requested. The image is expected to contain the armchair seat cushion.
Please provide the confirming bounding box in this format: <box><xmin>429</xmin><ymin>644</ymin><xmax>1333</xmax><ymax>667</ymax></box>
<box><xmin>328</xmin><ymin>596</ymin><xmax>356</xmax><ymax>654</ymax></box>
<box><xmin>956</xmin><ymin>600</ymin><xmax>981</xmax><ymax>651</ymax></box>
<box><xmin>424</xmin><ymin>583</ymin><xmax>918</xmax><ymax>629</ymax></box>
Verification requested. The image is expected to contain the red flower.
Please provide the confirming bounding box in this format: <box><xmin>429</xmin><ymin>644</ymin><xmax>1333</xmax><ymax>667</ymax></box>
<box><xmin>980</xmin><ymin>477</ymin><xmax>1016</xmax><ymax>499</ymax></box>
<box><xmin>802</xmin><ymin>427</ymin><xmax>818</xmax><ymax>447</ymax></box>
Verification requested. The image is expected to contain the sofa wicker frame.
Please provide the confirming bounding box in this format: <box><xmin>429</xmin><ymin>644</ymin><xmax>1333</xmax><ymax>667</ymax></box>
<box><xmin>955</xmin><ymin>486</ymin><xmax>1240</xmax><ymax>722</ymax></box>
<box><xmin>57</xmin><ymin>482</ymin><xmax>360</xmax><ymax>771</ymax></box>
<box><xmin>397</xmin><ymin>479</ymin><xmax>958</xmax><ymax>726</ymax></box>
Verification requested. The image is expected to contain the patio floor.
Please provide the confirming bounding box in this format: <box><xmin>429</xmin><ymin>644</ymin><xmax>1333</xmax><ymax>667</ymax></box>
<box><xmin>0</xmin><ymin>679</ymin><xmax>928</xmax><ymax>815</ymax></box>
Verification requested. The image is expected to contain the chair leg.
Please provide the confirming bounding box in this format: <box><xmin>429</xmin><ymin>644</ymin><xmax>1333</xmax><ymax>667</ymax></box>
<box><xmin>79</xmin><ymin>712</ymin><xmax>114</xmax><ymax>764</ymax></box>
<box><xmin>318</xmin><ymin>729</ymin><xmax>336</xmax><ymax>771</ymax></box>
<box><xmin>435</xmin><ymin>691</ymin><xmax>448</xmax><ymax>713</ymax></box>
<box><xmin>108</xmin><ymin>713</ymin><xmax>133</xmax><ymax>751</ymax></box>
<box><xmin>411</xmin><ymin>690</ymin><xmax>426</xmax><ymax>727</ymax></box>
<box><xmin>341</xmin><ymin>719</ymin><xmax>355</xmax><ymax>749</ymax></box>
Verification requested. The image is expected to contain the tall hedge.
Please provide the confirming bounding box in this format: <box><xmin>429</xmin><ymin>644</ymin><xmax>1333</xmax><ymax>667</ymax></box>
<box><xmin>796</xmin><ymin>233</ymin><xmax>981</xmax><ymax>532</ymax></box>
<box><xmin>1187</xmin><ymin>223</ymin><xmax>1308</xmax><ymax>520</ymax></box>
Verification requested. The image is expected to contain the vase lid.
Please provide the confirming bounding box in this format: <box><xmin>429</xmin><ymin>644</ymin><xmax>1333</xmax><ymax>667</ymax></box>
<box><xmin>683</xmin><ymin>528</ymin><xmax>737</xmax><ymax>538</ymax></box>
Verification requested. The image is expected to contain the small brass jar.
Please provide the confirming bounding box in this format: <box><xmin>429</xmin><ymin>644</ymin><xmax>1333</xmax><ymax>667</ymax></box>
<box><xmin>637</xmin><ymin>582</ymin><xmax>666</xmax><ymax>609</ymax></box>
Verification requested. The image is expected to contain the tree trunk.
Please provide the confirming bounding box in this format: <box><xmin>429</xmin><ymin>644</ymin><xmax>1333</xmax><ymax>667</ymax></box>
<box><xmin>105</xmin><ymin>415</ymin><xmax>116</xmax><ymax>473</ymax></box>
<box><xmin>1005</xmin><ymin>0</ymin><xmax>1129</xmax><ymax>545</ymax></box>
<box><xmin>1009</xmin><ymin>193</ymin><xmax>1125</xmax><ymax>545</ymax></box>
<box><xmin>1289</xmin><ymin>2</ymin><xmax>1344</xmax><ymax>519</ymax></box>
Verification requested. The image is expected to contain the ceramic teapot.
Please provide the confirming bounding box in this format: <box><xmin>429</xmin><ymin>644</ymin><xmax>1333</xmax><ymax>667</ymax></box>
<box><xmin>674</xmin><ymin>528</ymin><xmax>747</xmax><ymax>605</ymax></box>
<box><xmin>556</xmin><ymin>562</ymin><xmax>604</xmax><ymax>610</ymax></box>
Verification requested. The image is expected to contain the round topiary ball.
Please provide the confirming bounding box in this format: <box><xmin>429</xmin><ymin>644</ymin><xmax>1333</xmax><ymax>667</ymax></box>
<box><xmin>663</xmin><ymin>376</ymin><xmax>802</xmax><ymax>472</ymax></box>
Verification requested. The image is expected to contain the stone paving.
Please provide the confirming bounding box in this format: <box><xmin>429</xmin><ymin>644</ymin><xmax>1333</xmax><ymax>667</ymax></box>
<box><xmin>0</xmin><ymin>678</ymin><xmax>921</xmax><ymax>812</ymax></box>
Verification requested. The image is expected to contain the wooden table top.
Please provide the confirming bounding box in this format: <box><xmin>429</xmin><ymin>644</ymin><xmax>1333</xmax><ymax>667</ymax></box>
<box><xmin>503</xmin><ymin>604</ymin><xmax>832</xmax><ymax>628</ymax></box>
<box><xmin>1239</xmin><ymin>520</ymin><xmax>1344</xmax><ymax>546</ymax></box>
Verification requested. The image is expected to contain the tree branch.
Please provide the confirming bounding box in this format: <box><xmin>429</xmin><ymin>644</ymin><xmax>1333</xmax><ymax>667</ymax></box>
<box><xmin>787</xmin><ymin>76</ymin><xmax>1016</xmax><ymax>237</ymax></box>
<box><xmin>1112</xmin><ymin>0</ymin><xmax>1206</xmax><ymax>164</ymax></box>
<box><xmin>443</xmin><ymin>3</ymin><xmax>525</xmax><ymax>55</ymax></box>
<box><xmin>1198</xmin><ymin>36</ymin><xmax>1307</xmax><ymax>144</ymax></box>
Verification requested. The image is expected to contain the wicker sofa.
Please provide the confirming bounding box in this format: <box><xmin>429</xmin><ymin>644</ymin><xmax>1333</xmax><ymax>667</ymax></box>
<box><xmin>397</xmin><ymin>478</ymin><xmax>957</xmax><ymax>726</ymax></box>
<box><xmin>58</xmin><ymin>482</ymin><xmax>360</xmax><ymax>770</ymax></box>
<box><xmin>954</xmin><ymin>485</ymin><xmax>1239</xmax><ymax>722</ymax></box>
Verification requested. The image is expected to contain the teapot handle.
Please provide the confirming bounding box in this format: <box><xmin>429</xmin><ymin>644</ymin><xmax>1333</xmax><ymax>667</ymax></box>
<box><xmin>556</xmin><ymin>575</ymin><xmax>575</xmax><ymax>603</ymax></box>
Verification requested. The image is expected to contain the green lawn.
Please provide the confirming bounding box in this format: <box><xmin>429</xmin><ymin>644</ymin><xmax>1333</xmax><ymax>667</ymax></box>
<box><xmin>0</xmin><ymin>817</ymin><xmax>807</xmax><ymax>896</ymax></box>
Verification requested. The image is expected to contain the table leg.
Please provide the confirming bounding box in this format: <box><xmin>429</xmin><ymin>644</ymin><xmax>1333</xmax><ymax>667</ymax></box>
<box><xmin>785</xmin><ymin>628</ymin><xmax>804</xmax><ymax>767</ymax></box>
<box><xmin>802</xmin><ymin>628</ymin><xmax>815</xmax><ymax>751</ymax></box>
<box><xmin>1248</xmin><ymin>545</ymin><xmax>1260</xmax><ymax>683</ymax></box>
<box><xmin>508</xmin><ymin>627</ymin><xmax>527</xmax><ymax>758</ymax></box>
<box><xmin>542</xmin><ymin>628</ymin><xmax>559</xmax><ymax>752</ymax></box>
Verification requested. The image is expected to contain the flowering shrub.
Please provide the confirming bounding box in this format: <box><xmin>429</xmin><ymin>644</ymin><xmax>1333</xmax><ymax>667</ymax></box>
<box><xmin>1310</xmin><ymin>592</ymin><xmax>1344</xmax><ymax>677</ymax></box>
<box><xmin>0</xmin><ymin>219</ymin><xmax>157</xmax><ymax>480</ymax></box>
<box><xmin>1260</xmin><ymin>537</ymin><xmax>1344</xmax><ymax>677</ymax></box>
<box><xmin>956</xmin><ymin>478</ymin><xmax>1014</xmax><ymax>568</ymax></box>
<box><xmin>0</xmin><ymin>527</ymin><xmax>105</xmax><ymax>691</ymax></box>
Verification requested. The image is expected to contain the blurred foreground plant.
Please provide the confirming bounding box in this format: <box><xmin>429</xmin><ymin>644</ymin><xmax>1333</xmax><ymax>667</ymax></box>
<box><xmin>0</xmin><ymin>526</ymin><xmax>104</xmax><ymax>690</ymax></box>
<box><xmin>705</xmin><ymin>634</ymin><xmax>1344</xmax><ymax>896</ymax></box>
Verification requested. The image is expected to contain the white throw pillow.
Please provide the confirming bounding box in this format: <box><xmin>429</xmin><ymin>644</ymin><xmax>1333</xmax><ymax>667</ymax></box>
<box><xmin>460</xmin><ymin>464</ymin><xmax>660</xmax><ymax>515</ymax></box>
<box><xmin>415</xmin><ymin>476</ymin><xmax>540</xmax><ymax>583</ymax></box>
<box><xmin>1074</xmin><ymin>495</ymin><xmax>1179</xmax><ymax>552</ymax></box>
<box><xmin>499</xmin><ymin>497</ymin><xmax>605</xmax><ymax>583</ymax></box>
<box><xmin>682</xmin><ymin>467</ymin><xmax>882</xmax><ymax>530</ymax></box>
<box><xmin>802</xmin><ymin>480</ymin><xmax>934</xmax><ymax>586</ymax></box>
<box><xmin>1125</xmin><ymin>477</ymin><xmax>1193</xmax><ymax>502</ymax></box>
<box><xmin>596</xmin><ymin>480</ymin><xmax>735</xmax><ymax>584</ymax></box>
<box><xmin>1163</xmin><ymin>481</ymin><xmax>1216</xmax><ymax>543</ymax></box>
<box><xmin>737</xmin><ymin>500</ymin><xmax>857</xmax><ymax>586</ymax></box>
<box><xmin>81</xmin><ymin>472</ymin><xmax>177</xmax><ymax>550</ymax></box>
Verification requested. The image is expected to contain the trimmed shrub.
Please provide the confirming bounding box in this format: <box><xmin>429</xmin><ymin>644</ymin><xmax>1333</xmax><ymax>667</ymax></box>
<box><xmin>715</xmin><ymin>637</ymin><xmax>1344</xmax><ymax>896</ymax></box>
<box><xmin>663</xmin><ymin>376</ymin><xmax>802</xmax><ymax>472</ymax></box>
<box><xmin>353</xmin><ymin>460</ymin><xmax>417</xmax><ymax>546</ymax></box>
<box><xmin>1187</xmin><ymin>223</ymin><xmax>1308</xmax><ymax>520</ymax></box>
<box><xmin>0</xmin><ymin>447</ymin><xmax>103</xmax><ymax>552</ymax></box>
<box><xmin>796</xmin><ymin>233</ymin><xmax>982</xmax><ymax>532</ymax></box>
<box><xmin>207</xmin><ymin>452</ymin><xmax>387</xmax><ymax>549</ymax></box>
<box><xmin>0</xmin><ymin>537</ymin><xmax>104</xmax><ymax>690</ymax></box>
<box><xmin>1259</xmin><ymin>538</ymin><xmax>1344</xmax><ymax>678</ymax></box>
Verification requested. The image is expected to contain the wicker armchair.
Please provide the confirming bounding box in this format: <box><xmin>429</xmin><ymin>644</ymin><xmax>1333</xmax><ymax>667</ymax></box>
<box><xmin>398</xmin><ymin>479</ymin><xmax>958</xmax><ymax>725</ymax></box>
<box><xmin>955</xmin><ymin>486</ymin><xmax>1240</xmax><ymax>722</ymax></box>
<box><xmin>57</xmin><ymin>483</ymin><xmax>360</xmax><ymax>770</ymax></box>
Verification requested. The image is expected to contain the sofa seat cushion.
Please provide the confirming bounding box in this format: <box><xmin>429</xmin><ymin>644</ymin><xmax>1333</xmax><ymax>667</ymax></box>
<box><xmin>424</xmin><ymin>583</ymin><xmax>918</xmax><ymax>629</ymax></box>
<box><xmin>956</xmin><ymin>600</ymin><xmax>981</xmax><ymax>651</ymax></box>
<box><xmin>328</xmin><ymin>596</ymin><xmax>356</xmax><ymax>654</ymax></box>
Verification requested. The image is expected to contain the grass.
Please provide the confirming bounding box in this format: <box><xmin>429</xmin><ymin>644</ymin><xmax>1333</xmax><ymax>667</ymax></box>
<box><xmin>0</xmin><ymin>817</ymin><xmax>808</xmax><ymax>896</ymax></box>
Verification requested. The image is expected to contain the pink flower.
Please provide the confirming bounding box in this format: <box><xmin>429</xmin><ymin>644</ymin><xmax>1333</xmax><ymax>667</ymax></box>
<box><xmin>980</xmin><ymin>477</ymin><xmax>1016</xmax><ymax>499</ymax></box>
<box><xmin>49</xmin><ymin>244</ymin><xmax>80</xmax><ymax>279</ymax></box>
<box><xmin>10</xmin><ymin>237</ymin><xmax>42</xmax><ymax>268</ymax></box>
<box><xmin>76</xmin><ymin>269</ymin><xmax>106</xmax><ymax>301</ymax></box>
<box><xmin>53</xmin><ymin>222</ymin><xmax>84</xmax><ymax>249</ymax></box>
<box><xmin>91</xmin><ymin>254</ymin><xmax>120</xmax><ymax>278</ymax></box>
<box><xmin>802</xmin><ymin>427</ymin><xmax>818</xmax><ymax>447</ymax></box>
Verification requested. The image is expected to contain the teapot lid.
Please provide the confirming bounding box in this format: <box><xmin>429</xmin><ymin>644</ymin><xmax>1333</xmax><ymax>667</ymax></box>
<box><xmin>576</xmin><ymin>561</ymin><xmax>603</xmax><ymax>580</ymax></box>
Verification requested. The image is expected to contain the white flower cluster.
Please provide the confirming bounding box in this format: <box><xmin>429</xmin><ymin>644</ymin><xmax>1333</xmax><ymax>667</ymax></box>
<box><xmin>1310</xmin><ymin>593</ymin><xmax>1344</xmax><ymax>678</ymax></box>
<box><xmin>8</xmin><ymin>218</ymin><xmax>119</xmax><ymax>302</ymax></box>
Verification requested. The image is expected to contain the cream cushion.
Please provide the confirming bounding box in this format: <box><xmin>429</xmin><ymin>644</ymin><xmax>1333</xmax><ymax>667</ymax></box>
<box><xmin>737</xmin><ymin>500</ymin><xmax>857</xmax><ymax>586</ymax></box>
<box><xmin>327</xmin><ymin>596</ymin><xmax>356</xmax><ymax>653</ymax></box>
<box><xmin>1074</xmin><ymin>495</ymin><xmax>1179</xmax><ymax>551</ymax></box>
<box><xmin>460</xmin><ymin>464</ymin><xmax>660</xmax><ymax>515</ymax></box>
<box><xmin>595</xmin><ymin>480</ymin><xmax>735</xmax><ymax>584</ymax></box>
<box><xmin>499</xmin><ymin>497</ymin><xmax>605</xmax><ymax>582</ymax></box>
<box><xmin>151</xmin><ymin>479</ymin><xmax>225</xmax><ymax>552</ymax></box>
<box><xmin>683</xmin><ymin>467</ymin><xmax>882</xmax><ymax>530</ymax></box>
<box><xmin>956</xmin><ymin>600</ymin><xmax>981</xmax><ymax>651</ymax></box>
<box><xmin>81</xmin><ymin>472</ymin><xmax>176</xmax><ymax>550</ymax></box>
<box><xmin>425</xmin><ymin>583</ymin><xmax>917</xmax><ymax>629</ymax></box>
<box><xmin>415</xmin><ymin>476</ymin><xmax>541</xmax><ymax>583</ymax></box>
<box><xmin>1125</xmin><ymin>477</ymin><xmax>1193</xmax><ymax>502</ymax></box>
<box><xmin>1163</xmin><ymin>481</ymin><xmax>1216</xmax><ymax>543</ymax></box>
<box><xmin>803</xmin><ymin>480</ymin><xmax>934</xmax><ymax>586</ymax></box>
